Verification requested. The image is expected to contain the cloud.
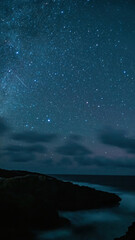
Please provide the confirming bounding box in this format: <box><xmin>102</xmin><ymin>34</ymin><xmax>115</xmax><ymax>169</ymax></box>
<box><xmin>99</xmin><ymin>128</ymin><xmax>135</xmax><ymax>154</ymax></box>
<box><xmin>68</xmin><ymin>134</ymin><xmax>83</xmax><ymax>142</ymax></box>
<box><xmin>59</xmin><ymin>157</ymin><xmax>73</xmax><ymax>166</ymax></box>
<box><xmin>0</xmin><ymin>117</ymin><xmax>9</xmax><ymax>135</ymax></box>
<box><xmin>74</xmin><ymin>156</ymin><xmax>93</xmax><ymax>166</ymax></box>
<box><xmin>41</xmin><ymin>158</ymin><xmax>53</xmax><ymax>165</ymax></box>
<box><xmin>10</xmin><ymin>152</ymin><xmax>36</xmax><ymax>163</ymax></box>
<box><xmin>4</xmin><ymin>144</ymin><xmax>47</xmax><ymax>154</ymax></box>
<box><xmin>12</xmin><ymin>131</ymin><xmax>58</xmax><ymax>143</ymax></box>
<box><xmin>1</xmin><ymin>143</ymin><xmax>47</xmax><ymax>163</ymax></box>
<box><xmin>2</xmin><ymin>149</ymin><xmax>36</xmax><ymax>163</ymax></box>
<box><xmin>74</xmin><ymin>155</ymin><xmax>135</xmax><ymax>168</ymax></box>
<box><xmin>56</xmin><ymin>142</ymin><xmax>92</xmax><ymax>156</ymax></box>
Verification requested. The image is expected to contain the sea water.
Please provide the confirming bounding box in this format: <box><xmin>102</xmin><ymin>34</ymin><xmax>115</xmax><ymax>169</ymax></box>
<box><xmin>37</xmin><ymin>175</ymin><xmax>135</xmax><ymax>240</ymax></box>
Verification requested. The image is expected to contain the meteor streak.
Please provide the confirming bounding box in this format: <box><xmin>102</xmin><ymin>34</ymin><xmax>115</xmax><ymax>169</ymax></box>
<box><xmin>15</xmin><ymin>75</ymin><xmax>27</xmax><ymax>88</ymax></box>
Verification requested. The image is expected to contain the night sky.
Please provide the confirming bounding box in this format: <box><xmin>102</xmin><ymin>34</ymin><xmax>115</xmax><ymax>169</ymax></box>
<box><xmin>1</xmin><ymin>0</ymin><xmax>135</xmax><ymax>174</ymax></box>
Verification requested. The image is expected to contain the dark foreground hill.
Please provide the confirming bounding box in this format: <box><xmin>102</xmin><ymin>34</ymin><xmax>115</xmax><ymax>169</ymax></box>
<box><xmin>115</xmin><ymin>222</ymin><xmax>135</xmax><ymax>240</ymax></box>
<box><xmin>0</xmin><ymin>169</ymin><xmax>121</xmax><ymax>240</ymax></box>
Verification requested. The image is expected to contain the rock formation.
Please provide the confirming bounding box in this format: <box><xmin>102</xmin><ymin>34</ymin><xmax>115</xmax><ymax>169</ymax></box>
<box><xmin>0</xmin><ymin>168</ymin><xmax>121</xmax><ymax>239</ymax></box>
<box><xmin>115</xmin><ymin>222</ymin><xmax>135</xmax><ymax>240</ymax></box>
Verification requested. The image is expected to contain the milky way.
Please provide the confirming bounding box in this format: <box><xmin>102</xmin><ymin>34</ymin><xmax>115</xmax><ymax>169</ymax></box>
<box><xmin>0</xmin><ymin>0</ymin><xmax>135</xmax><ymax>173</ymax></box>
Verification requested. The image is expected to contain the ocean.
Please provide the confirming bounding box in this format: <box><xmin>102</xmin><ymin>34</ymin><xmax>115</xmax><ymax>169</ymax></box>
<box><xmin>37</xmin><ymin>175</ymin><xmax>135</xmax><ymax>240</ymax></box>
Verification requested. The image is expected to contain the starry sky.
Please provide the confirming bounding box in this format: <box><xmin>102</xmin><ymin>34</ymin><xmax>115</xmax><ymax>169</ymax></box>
<box><xmin>0</xmin><ymin>0</ymin><xmax>135</xmax><ymax>174</ymax></box>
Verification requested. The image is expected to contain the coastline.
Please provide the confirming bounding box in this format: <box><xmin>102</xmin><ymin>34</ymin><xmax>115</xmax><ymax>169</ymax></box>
<box><xmin>115</xmin><ymin>222</ymin><xmax>135</xmax><ymax>240</ymax></box>
<box><xmin>0</xmin><ymin>168</ymin><xmax>121</xmax><ymax>239</ymax></box>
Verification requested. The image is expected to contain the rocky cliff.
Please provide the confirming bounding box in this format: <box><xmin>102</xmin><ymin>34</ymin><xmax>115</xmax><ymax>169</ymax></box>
<box><xmin>0</xmin><ymin>169</ymin><xmax>121</xmax><ymax>239</ymax></box>
<box><xmin>115</xmin><ymin>222</ymin><xmax>135</xmax><ymax>240</ymax></box>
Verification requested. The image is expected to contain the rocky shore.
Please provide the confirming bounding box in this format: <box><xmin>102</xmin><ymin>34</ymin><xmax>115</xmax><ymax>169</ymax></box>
<box><xmin>115</xmin><ymin>222</ymin><xmax>135</xmax><ymax>240</ymax></box>
<box><xmin>0</xmin><ymin>169</ymin><xmax>121</xmax><ymax>239</ymax></box>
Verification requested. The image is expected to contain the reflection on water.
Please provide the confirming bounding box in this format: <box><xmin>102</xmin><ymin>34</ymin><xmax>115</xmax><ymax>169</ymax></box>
<box><xmin>37</xmin><ymin>181</ymin><xmax>135</xmax><ymax>240</ymax></box>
